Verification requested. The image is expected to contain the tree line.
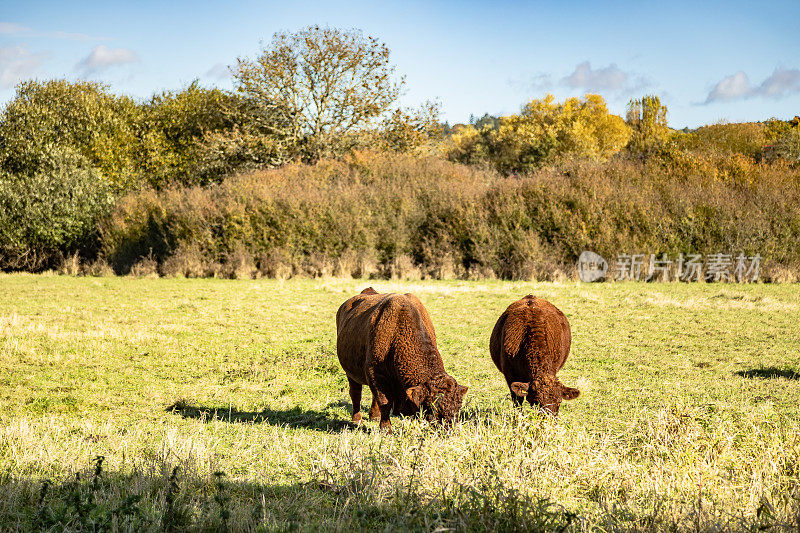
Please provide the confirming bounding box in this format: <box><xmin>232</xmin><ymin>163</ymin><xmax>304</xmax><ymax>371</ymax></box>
<box><xmin>0</xmin><ymin>25</ymin><xmax>798</xmax><ymax>274</ymax></box>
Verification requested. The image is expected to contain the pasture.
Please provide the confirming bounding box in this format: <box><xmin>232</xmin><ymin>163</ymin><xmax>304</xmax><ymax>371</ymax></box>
<box><xmin>1</xmin><ymin>274</ymin><xmax>799</xmax><ymax>531</ymax></box>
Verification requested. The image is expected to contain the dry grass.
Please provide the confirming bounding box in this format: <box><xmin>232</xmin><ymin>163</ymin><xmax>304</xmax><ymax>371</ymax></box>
<box><xmin>641</xmin><ymin>291</ymin><xmax>799</xmax><ymax>312</ymax></box>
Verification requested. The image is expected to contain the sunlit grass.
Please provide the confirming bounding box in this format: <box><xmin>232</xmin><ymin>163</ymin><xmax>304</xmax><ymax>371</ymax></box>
<box><xmin>1</xmin><ymin>274</ymin><xmax>799</xmax><ymax>530</ymax></box>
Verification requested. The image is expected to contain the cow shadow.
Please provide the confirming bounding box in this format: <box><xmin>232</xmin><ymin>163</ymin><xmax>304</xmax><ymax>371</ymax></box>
<box><xmin>735</xmin><ymin>367</ymin><xmax>800</xmax><ymax>380</ymax></box>
<box><xmin>165</xmin><ymin>400</ymin><xmax>362</xmax><ymax>433</ymax></box>
<box><xmin>166</xmin><ymin>398</ymin><xmax>504</xmax><ymax>432</ymax></box>
<box><xmin>325</xmin><ymin>399</ymin><xmax>353</xmax><ymax>411</ymax></box>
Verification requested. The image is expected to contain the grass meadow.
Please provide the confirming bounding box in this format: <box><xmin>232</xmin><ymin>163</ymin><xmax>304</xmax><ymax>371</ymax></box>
<box><xmin>1</xmin><ymin>274</ymin><xmax>799</xmax><ymax>531</ymax></box>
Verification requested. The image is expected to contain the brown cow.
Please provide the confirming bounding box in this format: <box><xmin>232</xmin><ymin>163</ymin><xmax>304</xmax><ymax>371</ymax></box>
<box><xmin>490</xmin><ymin>295</ymin><xmax>579</xmax><ymax>414</ymax></box>
<box><xmin>336</xmin><ymin>287</ymin><xmax>468</xmax><ymax>431</ymax></box>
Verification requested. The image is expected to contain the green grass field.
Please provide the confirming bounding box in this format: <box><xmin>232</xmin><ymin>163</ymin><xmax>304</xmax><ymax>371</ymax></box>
<box><xmin>1</xmin><ymin>274</ymin><xmax>799</xmax><ymax>531</ymax></box>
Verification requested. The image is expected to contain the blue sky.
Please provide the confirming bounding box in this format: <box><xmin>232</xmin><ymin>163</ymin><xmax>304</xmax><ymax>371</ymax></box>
<box><xmin>1</xmin><ymin>0</ymin><xmax>798</xmax><ymax>128</ymax></box>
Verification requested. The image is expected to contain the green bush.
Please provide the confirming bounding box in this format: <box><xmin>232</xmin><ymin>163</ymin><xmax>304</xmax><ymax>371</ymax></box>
<box><xmin>137</xmin><ymin>81</ymin><xmax>291</xmax><ymax>188</ymax></box>
<box><xmin>0</xmin><ymin>148</ymin><xmax>114</xmax><ymax>270</ymax></box>
<box><xmin>0</xmin><ymin>79</ymin><xmax>139</xmax><ymax>192</ymax></box>
<box><xmin>773</xmin><ymin>128</ymin><xmax>800</xmax><ymax>162</ymax></box>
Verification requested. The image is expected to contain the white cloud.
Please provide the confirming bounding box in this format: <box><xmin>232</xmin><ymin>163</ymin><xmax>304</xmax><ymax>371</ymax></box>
<box><xmin>515</xmin><ymin>61</ymin><xmax>649</xmax><ymax>98</ymax></box>
<box><xmin>561</xmin><ymin>61</ymin><xmax>630</xmax><ymax>92</ymax></box>
<box><xmin>757</xmin><ymin>68</ymin><xmax>800</xmax><ymax>98</ymax></box>
<box><xmin>704</xmin><ymin>68</ymin><xmax>800</xmax><ymax>104</ymax></box>
<box><xmin>0</xmin><ymin>44</ymin><xmax>49</xmax><ymax>89</ymax></box>
<box><xmin>704</xmin><ymin>71</ymin><xmax>752</xmax><ymax>103</ymax></box>
<box><xmin>75</xmin><ymin>45</ymin><xmax>138</xmax><ymax>75</ymax></box>
<box><xmin>205</xmin><ymin>63</ymin><xmax>231</xmax><ymax>80</ymax></box>
<box><xmin>0</xmin><ymin>21</ymin><xmax>107</xmax><ymax>41</ymax></box>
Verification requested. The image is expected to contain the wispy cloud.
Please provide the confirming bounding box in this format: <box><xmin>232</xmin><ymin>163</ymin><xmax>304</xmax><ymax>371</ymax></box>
<box><xmin>49</xmin><ymin>30</ymin><xmax>108</xmax><ymax>42</ymax></box>
<box><xmin>562</xmin><ymin>62</ymin><xmax>627</xmax><ymax>92</ymax></box>
<box><xmin>75</xmin><ymin>45</ymin><xmax>138</xmax><ymax>75</ymax></box>
<box><xmin>704</xmin><ymin>67</ymin><xmax>800</xmax><ymax>104</ymax></box>
<box><xmin>757</xmin><ymin>68</ymin><xmax>800</xmax><ymax>98</ymax></box>
<box><xmin>205</xmin><ymin>63</ymin><xmax>231</xmax><ymax>80</ymax></box>
<box><xmin>523</xmin><ymin>72</ymin><xmax>552</xmax><ymax>91</ymax></box>
<box><xmin>0</xmin><ymin>21</ymin><xmax>108</xmax><ymax>41</ymax></box>
<box><xmin>562</xmin><ymin>61</ymin><xmax>649</xmax><ymax>94</ymax></box>
<box><xmin>0</xmin><ymin>22</ymin><xmax>29</xmax><ymax>35</ymax></box>
<box><xmin>514</xmin><ymin>61</ymin><xmax>649</xmax><ymax>98</ymax></box>
<box><xmin>0</xmin><ymin>44</ymin><xmax>49</xmax><ymax>89</ymax></box>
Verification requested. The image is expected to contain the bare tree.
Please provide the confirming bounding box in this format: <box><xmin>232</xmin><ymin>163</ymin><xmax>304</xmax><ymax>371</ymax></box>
<box><xmin>234</xmin><ymin>26</ymin><xmax>404</xmax><ymax>160</ymax></box>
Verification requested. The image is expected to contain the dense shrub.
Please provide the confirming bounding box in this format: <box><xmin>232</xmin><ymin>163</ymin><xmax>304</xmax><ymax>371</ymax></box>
<box><xmin>0</xmin><ymin>79</ymin><xmax>140</xmax><ymax>192</ymax></box>
<box><xmin>675</xmin><ymin>121</ymin><xmax>768</xmax><ymax>159</ymax></box>
<box><xmin>99</xmin><ymin>151</ymin><xmax>800</xmax><ymax>279</ymax></box>
<box><xmin>137</xmin><ymin>82</ymin><xmax>292</xmax><ymax>188</ymax></box>
<box><xmin>772</xmin><ymin>127</ymin><xmax>800</xmax><ymax>162</ymax></box>
<box><xmin>0</xmin><ymin>148</ymin><xmax>114</xmax><ymax>270</ymax></box>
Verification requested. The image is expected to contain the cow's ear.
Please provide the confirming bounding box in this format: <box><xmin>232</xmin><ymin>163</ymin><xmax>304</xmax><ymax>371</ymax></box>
<box><xmin>509</xmin><ymin>382</ymin><xmax>529</xmax><ymax>398</ymax></box>
<box><xmin>405</xmin><ymin>385</ymin><xmax>425</xmax><ymax>407</ymax></box>
<box><xmin>457</xmin><ymin>385</ymin><xmax>468</xmax><ymax>397</ymax></box>
<box><xmin>559</xmin><ymin>383</ymin><xmax>580</xmax><ymax>401</ymax></box>
<box><xmin>361</xmin><ymin>287</ymin><xmax>378</xmax><ymax>295</ymax></box>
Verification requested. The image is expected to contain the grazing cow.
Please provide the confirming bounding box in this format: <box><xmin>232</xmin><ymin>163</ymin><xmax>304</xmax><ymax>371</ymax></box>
<box><xmin>490</xmin><ymin>295</ymin><xmax>579</xmax><ymax>414</ymax></box>
<box><xmin>336</xmin><ymin>287</ymin><xmax>468</xmax><ymax>431</ymax></box>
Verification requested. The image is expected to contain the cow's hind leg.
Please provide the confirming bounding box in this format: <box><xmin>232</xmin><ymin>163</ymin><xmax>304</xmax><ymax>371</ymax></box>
<box><xmin>348</xmin><ymin>378</ymin><xmax>363</xmax><ymax>424</ymax></box>
<box><xmin>366</xmin><ymin>368</ymin><xmax>393</xmax><ymax>432</ymax></box>
<box><xmin>368</xmin><ymin>387</ymin><xmax>380</xmax><ymax>420</ymax></box>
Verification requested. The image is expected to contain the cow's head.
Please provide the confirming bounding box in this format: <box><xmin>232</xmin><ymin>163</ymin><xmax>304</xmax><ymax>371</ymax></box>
<box><xmin>509</xmin><ymin>374</ymin><xmax>579</xmax><ymax>415</ymax></box>
<box><xmin>405</xmin><ymin>374</ymin><xmax>468</xmax><ymax>425</ymax></box>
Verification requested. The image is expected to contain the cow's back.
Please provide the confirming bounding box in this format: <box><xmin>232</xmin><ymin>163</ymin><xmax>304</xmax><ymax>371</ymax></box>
<box><xmin>336</xmin><ymin>291</ymin><xmax>390</xmax><ymax>382</ymax></box>
<box><xmin>537</xmin><ymin>298</ymin><xmax>571</xmax><ymax>371</ymax></box>
<box><xmin>490</xmin><ymin>296</ymin><xmax>571</xmax><ymax>377</ymax></box>
<box><xmin>336</xmin><ymin>290</ymin><xmax>441</xmax><ymax>385</ymax></box>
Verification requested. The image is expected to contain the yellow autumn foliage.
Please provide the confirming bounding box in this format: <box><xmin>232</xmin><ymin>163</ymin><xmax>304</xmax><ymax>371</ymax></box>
<box><xmin>447</xmin><ymin>94</ymin><xmax>630</xmax><ymax>173</ymax></box>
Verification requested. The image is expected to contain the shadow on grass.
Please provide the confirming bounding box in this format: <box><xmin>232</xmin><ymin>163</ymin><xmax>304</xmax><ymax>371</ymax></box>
<box><xmin>736</xmin><ymin>367</ymin><xmax>800</xmax><ymax>380</ymax></box>
<box><xmin>166</xmin><ymin>397</ymin><xmax>541</xmax><ymax>432</ymax></box>
<box><xmin>324</xmin><ymin>399</ymin><xmax>354</xmax><ymax>411</ymax></box>
<box><xmin>7</xmin><ymin>455</ymin><xmax>796</xmax><ymax>532</ymax></box>
<box><xmin>0</xmin><ymin>460</ymin><xmax>586</xmax><ymax>532</ymax></box>
<box><xmin>165</xmin><ymin>399</ymin><xmax>358</xmax><ymax>432</ymax></box>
